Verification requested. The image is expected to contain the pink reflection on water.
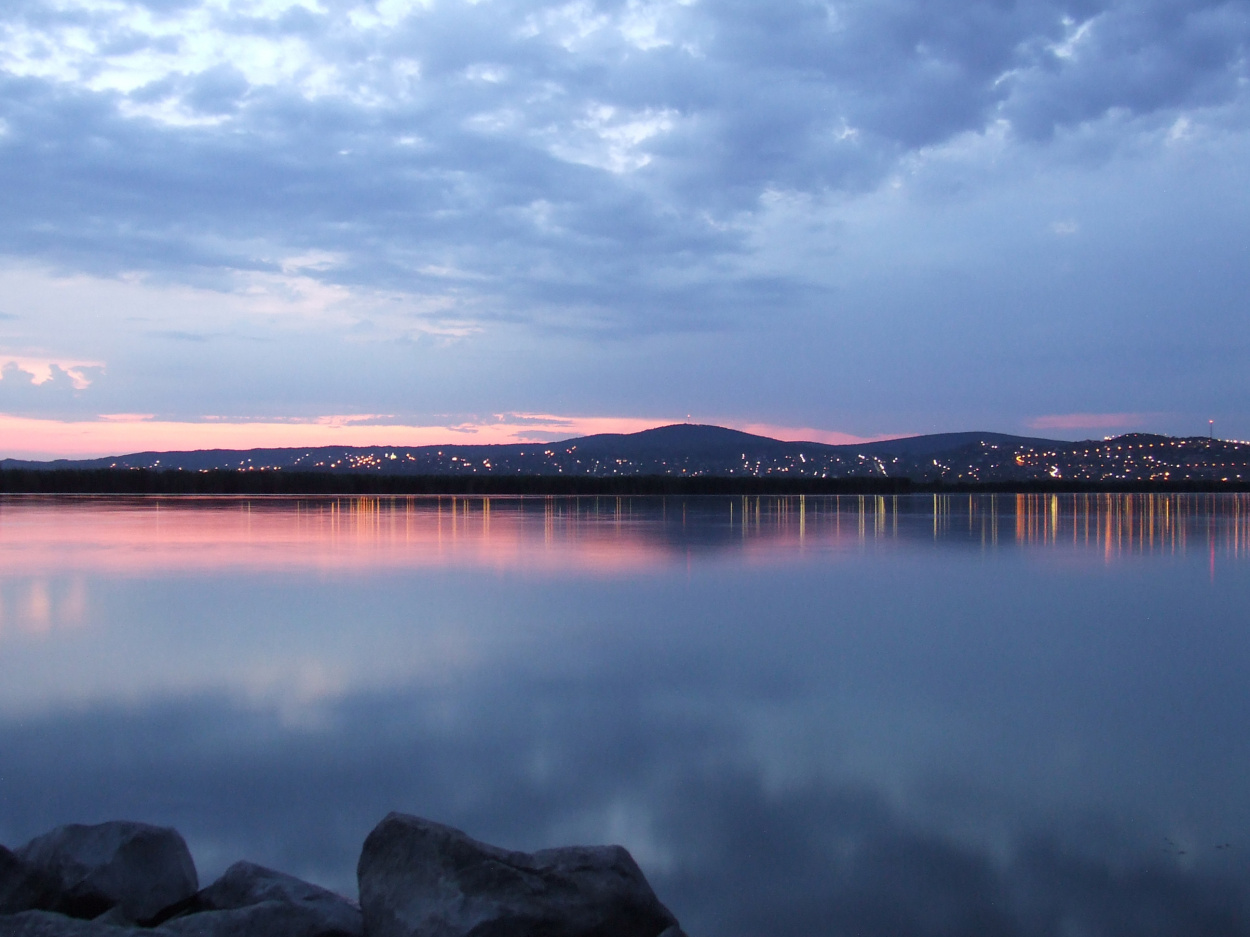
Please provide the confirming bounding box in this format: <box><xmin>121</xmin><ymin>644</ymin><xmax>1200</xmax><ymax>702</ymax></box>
<box><xmin>0</xmin><ymin>494</ymin><xmax>1246</xmax><ymax>582</ymax></box>
<box><xmin>0</xmin><ymin>497</ymin><xmax>694</xmax><ymax>577</ymax></box>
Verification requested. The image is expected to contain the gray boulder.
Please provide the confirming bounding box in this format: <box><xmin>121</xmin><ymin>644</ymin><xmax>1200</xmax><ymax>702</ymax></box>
<box><xmin>0</xmin><ymin>909</ymin><xmax>145</xmax><ymax>937</ymax></box>
<box><xmin>1</xmin><ymin>846</ymin><xmax>55</xmax><ymax>915</ymax></box>
<box><xmin>155</xmin><ymin>862</ymin><xmax>361</xmax><ymax>937</ymax></box>
<box><xmin>357</xmin><ymin>813</ymin><xmax>685</xmax><ymax>937</ymax></box>
<box><xmin>158</xmin><ymin>901</ymin><xmax>358</xmax><ymax>937</ymax></box>
<box><xmin>16</xmin><ymin>823</ymin><xmax>197</xmax><ymax>923</ymax></box>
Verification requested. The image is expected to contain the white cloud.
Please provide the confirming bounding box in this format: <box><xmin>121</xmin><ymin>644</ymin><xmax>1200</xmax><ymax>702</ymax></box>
<box><xmin>548</xmin><ymin>104</ymin><xmax>677</xmax><ymax>173</ymax></box>
<box><xmin>0</xmin><ymin>356</ymin><xmax>104</xmax><ymax>389</ymax></box>
<box><xmin>463</xmin><ymin>63</ymin><xmax>507</xmax><ymax>84</ymax></box>
<box><xmin>1049</xmin><ymin>15</ymin><xmax>1097</xmax><ymax>62</ymax></box>
<box><xmin>1167</xmin><ymin>116</ymin><xmax>1194</xmax><ymax>144</ymax></box>
<box><xmin>617</xmin><ymin>0</ymin><xmax>676</xmax><ymax>51</ymax></box>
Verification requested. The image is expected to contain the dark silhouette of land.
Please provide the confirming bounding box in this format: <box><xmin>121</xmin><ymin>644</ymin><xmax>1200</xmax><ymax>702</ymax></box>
<box><xmin>2</xmin><ymin>424</ymin><xmax>1248</xmax><ymax>493</ymax></box>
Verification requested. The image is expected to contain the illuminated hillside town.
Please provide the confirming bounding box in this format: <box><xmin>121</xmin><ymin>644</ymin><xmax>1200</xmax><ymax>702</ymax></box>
<box><xmin>5</xmin><ymin>427</ymin><xmax>1248</xmax><ymax>485</ymax></box>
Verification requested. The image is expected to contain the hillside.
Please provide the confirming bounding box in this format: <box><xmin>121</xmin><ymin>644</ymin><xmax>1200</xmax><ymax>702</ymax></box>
<box><xmin>2</xmin><ymin>424</ymin><xmax>1248</xmax><ymax>484</ymax></box>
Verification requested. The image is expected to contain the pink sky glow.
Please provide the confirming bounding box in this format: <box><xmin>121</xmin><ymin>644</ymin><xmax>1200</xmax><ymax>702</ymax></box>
<box><xmin>0</xmin><ymin>413</ymin><xmax>902</xmax><ymax>459</ymax></box>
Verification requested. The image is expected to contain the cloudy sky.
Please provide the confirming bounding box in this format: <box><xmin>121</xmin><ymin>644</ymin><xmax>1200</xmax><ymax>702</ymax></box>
<box><xmin>0</xmin><ymin>0</ymin><xmax>1247</xmax><ymax>456</ymax></box>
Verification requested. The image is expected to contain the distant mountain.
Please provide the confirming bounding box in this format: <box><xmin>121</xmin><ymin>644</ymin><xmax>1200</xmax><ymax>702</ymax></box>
<box><xmin>2</xmin><ymin>424</ymin><xmax>1248</xmax><ymax>484</ymax></box>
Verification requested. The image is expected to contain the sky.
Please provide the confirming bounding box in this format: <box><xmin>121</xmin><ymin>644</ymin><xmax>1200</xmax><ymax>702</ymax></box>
<box><xmin>0</xmin><ymin>0</ymin><xmax>1247</xmax><ymax>458</ymax></box>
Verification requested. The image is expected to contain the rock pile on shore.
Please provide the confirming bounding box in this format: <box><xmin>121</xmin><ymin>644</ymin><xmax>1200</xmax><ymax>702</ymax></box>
<box><xmin>0</xmin><ymin>814</ymin><xmax>685</xmax><ymax>937</ymax></box>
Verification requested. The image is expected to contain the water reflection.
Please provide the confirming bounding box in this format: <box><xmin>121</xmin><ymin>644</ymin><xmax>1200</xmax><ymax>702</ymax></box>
<box><xmin>1</xmin><ymin>493</ymin><xmax>1248</xmax><ymax>578</ymax></box>
<box><xmin>1001</xmin><ymin>492</ymin><xmax>1250</xmax><ymax>557</ymax></box>
<box><xmin>0</xmin><ymin>576</ymin><xmax>89</xmax><ymax>638</ymax></box>
<box><xmin>1</xmin><ymin>495</ymin><xmax>1248</xmax><ymax>936</ymax></box>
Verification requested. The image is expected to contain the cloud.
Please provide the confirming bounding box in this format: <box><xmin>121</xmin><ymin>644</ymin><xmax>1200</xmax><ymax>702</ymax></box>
<box><xmin>0</xmin><ymin>0</ymin><xmax>1248</xmax><ymax>437</ymax></box>
<box><xmin>0</xmin><ymin>0</ymin><xmax>1245</xmax><ymax>337</ymax></box>
<box><xmin>97</xmin><ymin>412</ymin><xmax>155</xmax><ymax>422</ymax></box>
<box><xmin>0</xmin><ymin>356</ymin><xmax>103</xmax><ymax>389</ymax></box>
<box><xmin>0</xmin><ymin>359</ymin><xmax>105</xmax><ymax>420</ymax></box>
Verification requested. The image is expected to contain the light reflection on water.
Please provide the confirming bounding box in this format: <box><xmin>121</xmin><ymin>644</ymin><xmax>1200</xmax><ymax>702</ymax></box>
<box><xmin>1</xmin><ymin>493</ymin><xmax>1248</xmax><ymax>578</ymax></box>
<box><xmin>1</xmin><ymin>494</ymin><xmax>1249</xmax><ymax>936</ymax></box>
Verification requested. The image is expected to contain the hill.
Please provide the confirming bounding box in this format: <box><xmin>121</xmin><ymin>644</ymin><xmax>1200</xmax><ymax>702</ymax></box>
<box><xmin>0</xmin><ymin>424</ymin><xmax>1054</xmax><ymax>479</ymax></box>
<box><xmin>2</xmin><ymin>424</ymin><xmax>1248</xmax><ymax>485</ymax></box>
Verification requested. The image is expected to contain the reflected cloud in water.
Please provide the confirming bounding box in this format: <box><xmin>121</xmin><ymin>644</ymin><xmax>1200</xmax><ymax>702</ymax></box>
<box><xmin>1</xmin><ymin>495</ymin><xmax>1249</xmax><ymax>935</ymax></box>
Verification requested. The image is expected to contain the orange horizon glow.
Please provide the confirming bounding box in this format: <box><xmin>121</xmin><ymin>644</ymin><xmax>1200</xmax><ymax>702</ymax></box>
<box><xmin>0</xmin><ymin>412</ymin><xmax>906</xmax><ymax>460</ymax></box>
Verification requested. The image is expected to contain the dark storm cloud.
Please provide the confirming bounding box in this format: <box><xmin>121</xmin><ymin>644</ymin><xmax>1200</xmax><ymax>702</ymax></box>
<box><xmin>0</xmin><ymin>0</ymin><xmax>1246</xmax><ymax>333</ymax></box>
<box><xmin>2</xmin><ymin>685</ymin><xmax>1248</xmax><ymax>937</ymax></box>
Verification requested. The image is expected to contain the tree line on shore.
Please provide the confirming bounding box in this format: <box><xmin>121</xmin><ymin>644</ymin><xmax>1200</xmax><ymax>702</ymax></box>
<box><xmin>1</xmin><ymin>468</ymin><xmax>1246</xmax><ymax>495</ymax></box>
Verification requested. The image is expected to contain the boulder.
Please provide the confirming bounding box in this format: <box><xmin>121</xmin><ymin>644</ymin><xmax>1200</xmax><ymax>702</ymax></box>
<box><xmin>16</xmin><ymin>823</ymin><xmax>197</xmax><ymax>923</ymax></box>
<box><xmin>157</xmin><ymin>901</ymin><xmax>358</xmax><ymax>937</ymax></box>
<box><xmin>357</xmin><ymin>813</ymin><xmax>685</xmax><ymax>937</ymax></box>
<box><xmin>154</xmin><ymin>862</ymin><xmax>361</xmax><ymax>937</ymax></box>
<box><xmin>1</xmin><ymin>846</ymin><xmax>55</xmax><ymax>915</ymax></box>
<box><xmin>0</xmin><ymin>909</ymin><xmax>145</xmax><ymax>937</ymax></box>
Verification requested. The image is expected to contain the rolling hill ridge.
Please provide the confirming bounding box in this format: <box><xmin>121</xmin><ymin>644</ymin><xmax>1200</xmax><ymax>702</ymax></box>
<box><xmin>3</xmin><ymin>424</ymin><xmax>1248</xmax><ymax>484</ymax></box>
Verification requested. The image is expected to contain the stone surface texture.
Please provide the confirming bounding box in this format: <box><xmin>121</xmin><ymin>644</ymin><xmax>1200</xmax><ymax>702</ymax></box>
<box><xmin>159</xmin><ymin>901</ymin><xmax>358</xmax><ymax>937</ymax></box>
<box><xmin>0</xmin><ymin>848</ymin><xmax>54</xmax><ymax>916</ymax></box>
<box><xmin>4</xmin><ymin>816</ymin><xmax>686</xmax><ymax>937</ymax></box>
<box><xmin>0</xmin><ymin>909</ymin><xmax>145</xmax><ymax>937</ymax></box>
<box><xmin>16</xmin><ymin>823</ymin><xmax>198</xmax><ymax>923</ymax></box>
<box><xmin>357</xmin><ymin>812</ymin><xmax>685</xmax><ymax>937</ymax></box>
<box><xmin>160</xmin><ymin>862</ymin><xmax>362</xmax><ymax>937</ymax></box>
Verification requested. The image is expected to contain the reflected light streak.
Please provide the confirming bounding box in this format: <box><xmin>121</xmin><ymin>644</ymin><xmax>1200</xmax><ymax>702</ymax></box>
<box><xmin>0</xmin><ymin>494</ymin><xmax>1246</xmax><ymax>581</ymax></box>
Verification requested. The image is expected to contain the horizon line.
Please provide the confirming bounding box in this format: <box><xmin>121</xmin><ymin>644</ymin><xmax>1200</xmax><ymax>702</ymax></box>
<box><xmin>0</xmin><ymin>413</ymin><xmax>913</xmax><ymax>461</ymax></box>
<box><xmin>0</xmin><ymin>413</ymin><xmax>1216</xmax><ymax>463</ymax></box>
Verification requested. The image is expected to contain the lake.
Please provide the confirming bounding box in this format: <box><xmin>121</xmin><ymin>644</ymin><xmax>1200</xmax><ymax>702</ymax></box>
<box><xmin>1</xmin><ymin>493</ymin><xmax>1248</xmax><ymax>936</ymax></box>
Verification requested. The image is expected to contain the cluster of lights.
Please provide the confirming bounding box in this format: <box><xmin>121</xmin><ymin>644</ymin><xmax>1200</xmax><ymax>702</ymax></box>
<box><xmin>73</xmin><ymin>433</ymin><xmax>1250</xmax><ymax>483</ymax></box>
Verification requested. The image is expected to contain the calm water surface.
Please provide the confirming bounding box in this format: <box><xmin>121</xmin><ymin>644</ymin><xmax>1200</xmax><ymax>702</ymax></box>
<box><xmin>2</xmin><ymin>494</ymin><xmax>1249</xmax><ymax>936</ymax></box>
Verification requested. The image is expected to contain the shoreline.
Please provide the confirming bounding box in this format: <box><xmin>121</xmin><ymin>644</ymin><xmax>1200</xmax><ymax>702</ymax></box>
<box><xmin>2</xmin><ymin>468</ymin><xmax>1250</xmax><ymax>496</ymax></box>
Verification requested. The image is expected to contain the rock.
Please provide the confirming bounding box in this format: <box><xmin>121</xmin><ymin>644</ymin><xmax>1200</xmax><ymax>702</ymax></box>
<box><xmin>1</xmin><ymin>846</ymin><xmax>56</xmax><ymax>915</ymax></box>
<box><xmin>196</xmin><ymin>861</ymin><xmax>360</xmax><ymax>925</ymax></box>
<box><xmin>157</xmin><ymin>901</ymin><xmax>358</xmax><ymax>937</ymax></box>
<box><xmin>16</xmin><ymin>823</ymin><xmax>198</xmax><ymax>923</ymax></box>
<box><xmin>357</xmin><ymin>813</ymin><xmax>685</xmax><ymax>937</ymax></box>
<box><xmin>154</xmin><ymin>862</ymin><xmax>361</xmax><ymax>937</ymax></box>
<box><xmin>0</xmin><ymin>909</ymin><xmax>145</xmax><ymax>937</ymax></box>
